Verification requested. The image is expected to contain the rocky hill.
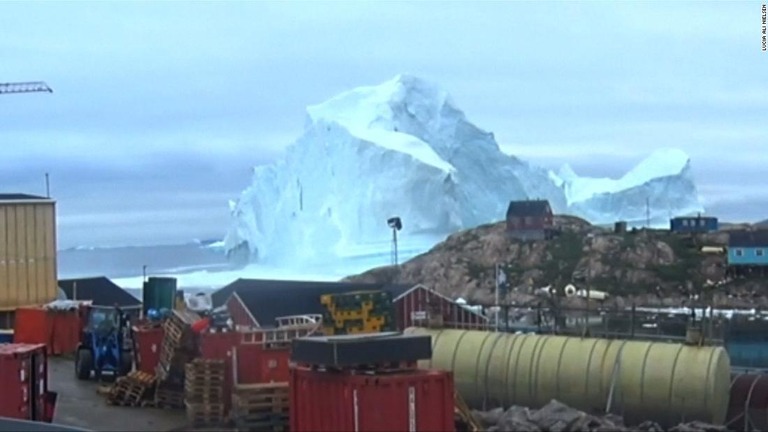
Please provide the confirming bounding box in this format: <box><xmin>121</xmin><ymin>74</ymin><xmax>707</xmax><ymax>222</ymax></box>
<box><xmin>344</xmin><ymin>216</ymin><xmax>768</xmax><ymax>308</ymax></box>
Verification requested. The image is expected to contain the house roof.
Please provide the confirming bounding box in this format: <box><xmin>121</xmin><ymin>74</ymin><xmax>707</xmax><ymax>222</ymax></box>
<box><xmin>58</xmin><ymin>276</ymin><xmax>141</xmax><ymax>308</ymax></box>
<box><xmin>215</xmin><ymin>278</ymin><xmax>413</xmax><ymax>327</ymax></box>
<box><xmin>671</xmin><ymin>216</ymin><xmax>718</xmax><ymax>221</ymax></box>
<box><xmin>506</xmin><ymin>200</ymin><xmax>551</xmax><ymax>218</ymax></box>
<box><xmin>729</xmin><ymin>230</ymin><xmax>768</xmax><ymax>248</ymax></box>
<box><xmin>0</xmin><ymin>193</ymin><xmax>51</xmax><ymax>201</ymax></box>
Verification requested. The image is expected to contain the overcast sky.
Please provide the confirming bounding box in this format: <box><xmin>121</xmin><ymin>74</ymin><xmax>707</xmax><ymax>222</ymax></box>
<box><xmin>1</xmin><ymin>1</ymin><xmax>766</xmax><ymax>249</ymax></box>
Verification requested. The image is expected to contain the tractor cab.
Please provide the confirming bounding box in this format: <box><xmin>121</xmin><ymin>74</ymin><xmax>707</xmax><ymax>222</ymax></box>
<box><xmin>75</xmin><ymin>305</ymin><xmax>133</xmax><ymax>381</ymax></box>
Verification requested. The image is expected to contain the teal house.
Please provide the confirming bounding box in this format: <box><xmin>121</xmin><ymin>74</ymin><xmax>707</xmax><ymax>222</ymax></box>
<box><xmin>727</xmin><ymin>230</ymin><xmax>768</xmax><ymax>266</ymax></box>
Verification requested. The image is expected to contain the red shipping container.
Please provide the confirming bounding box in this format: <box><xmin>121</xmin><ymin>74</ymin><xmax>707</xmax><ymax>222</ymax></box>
<box><xmin>132</xmin><ymin>325</ymin><xmax>165</xmax><ymax>375</ymax></box>
<box><xmin>0</xmin><ymin>343</ymin><xmax>53</xmax><ymax>422</ymax></box>
<box><xmin>13</xmin><ymin>308</ymin><xmax>51</xmax><ymax>346</ymax></box>
<box><xmin>14</xmin><ymin>307</ymin><xmax>83</xmax><ymax>355</ymax></box>
<box><xmin>47</xmin><ymin>310</ymin><xmax>82</xmax><ymax>355</ymax></box>
<box><xmin>290</xmin><ymin>367</ymin><xmax>455</xmax><ymax>432</ymax></box>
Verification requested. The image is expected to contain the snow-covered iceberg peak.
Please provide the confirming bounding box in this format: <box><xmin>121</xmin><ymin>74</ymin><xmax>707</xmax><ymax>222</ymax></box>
<box><xmin>305</xmin><ymin>74</ymin><xmax>456</xmax><ymax>172</ymax></box>
<box><xmin>306</xmin><ymin>74</ymin><xmax>450</xmax><ymax>132</ymax></box>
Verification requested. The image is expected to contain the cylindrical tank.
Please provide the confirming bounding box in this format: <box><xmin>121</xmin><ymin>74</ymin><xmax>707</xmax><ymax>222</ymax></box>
<box><xmin>726</xmin><ymin>373</ymin><xmax>768</xmax><ymax>431</ymax></box>
<box><xmin>404</xmin><ymin>327</ymin><xmax>731</xmax><ymax>427</ymax></box>
<box><xmin>142</xmin><ymin>277</ymin><xmax>177</xmax><ymax>315</ymax></box>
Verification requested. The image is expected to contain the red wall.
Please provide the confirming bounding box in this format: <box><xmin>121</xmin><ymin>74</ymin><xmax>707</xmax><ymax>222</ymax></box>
<box><xmin>225</xmin><ymin>294</ymin><xmax>257</xmax><ymax>328</ymax></box>
<box><xmin>236</xmin><ymin>331</ymin><xmax>291</xmax><ymax>384</ymax></box>
<box><xmin>395</xmin><ymin>286</ymin><xmax>487</xmax><ymax>330</ymax></box>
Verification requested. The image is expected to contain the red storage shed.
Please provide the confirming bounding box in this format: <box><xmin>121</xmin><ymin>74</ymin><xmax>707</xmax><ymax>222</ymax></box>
<box><xmin>290</xmin><ymin>367</ymin><xmax>455</xmax><ymax>432</ymax></box>
<box><xmin>0</xmin><ymin>343</ymin><xmax>55</xmax><ymax>423</ymax></box>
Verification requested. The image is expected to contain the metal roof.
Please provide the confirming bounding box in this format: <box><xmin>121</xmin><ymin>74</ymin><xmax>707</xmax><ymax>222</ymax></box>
<box><xmin>506</xmin><ymin>200</ymin><xmax>552</xmax><ymax>218</ymax></box>
<box><xmin>58</xmin><ymin>277</ymin><xmax>141</xmax><ymax>308</ymax></box>
<box><xmin>729</xmin><ymin>230</ymin><xmax>768</xmax><ymax>247</ymax></box>
<box><xmin>215</xmin><ymin>278</ymin><xmax>412</xmax><ymax>327</ymax></box>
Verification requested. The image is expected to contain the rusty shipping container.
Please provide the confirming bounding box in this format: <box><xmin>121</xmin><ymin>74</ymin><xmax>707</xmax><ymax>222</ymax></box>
<box><xmin>0</xmin><ymin>343</ymin><xmax>54</xmax><ymax>422</ymax></box>
<box><xmin>290</xmin><ymin>367</ymin><xmax>455</xmax><ymax>432</ymax></box>
<box><xmin>0</xmin><ymin>195</ymin><xmax>58</xmax><ymax>312</ymax></box>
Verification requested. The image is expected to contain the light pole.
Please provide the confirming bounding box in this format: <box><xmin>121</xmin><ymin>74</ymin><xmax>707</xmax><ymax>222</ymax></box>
<box><xmin>387</xmin><ymin>217</ymin><xmax>402</xmax><ymax>266</ymax></box>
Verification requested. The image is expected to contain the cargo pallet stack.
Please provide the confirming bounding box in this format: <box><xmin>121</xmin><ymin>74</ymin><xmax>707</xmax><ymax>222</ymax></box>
<box><xmin>154</xmin><ymin>310</ymin><xmax>201</xmax><ymax>409</ymax></box>
<box><xmin>231</xmin><ymin>382</ymin><xmax>290</xmax><ymax>432</ymax></box>
<box><xmin>184</xmin><ymin>359</ymin><xmax>227</xmax><ymax>428</ymax></box>
<box><xmin>320</xmin><ymin>290</ymin><xmax>396</xmax><ymax>335</ymax></box>
<box><xmin>289</xmin><ymin>332</ymin><xmax>457</xmax><ymax>432</ymax></box>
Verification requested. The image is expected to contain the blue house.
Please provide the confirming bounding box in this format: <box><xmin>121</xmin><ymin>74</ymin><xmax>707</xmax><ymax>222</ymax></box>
<box><xmin>727</xmin><ymin>230</ymin><xmax>768</xmax><ymax>266</ymax></box>
<box><xmin>670</xmin><ymin>215</ymin><xmax>718</xmax><ymax>233</ymax></box>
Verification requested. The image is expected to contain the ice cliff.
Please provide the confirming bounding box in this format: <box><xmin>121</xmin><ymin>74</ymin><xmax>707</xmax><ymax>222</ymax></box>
<box><xmin>224</xmin><ymin>75</ymin><xmax>703</xmax><ymax>264</ymax></box>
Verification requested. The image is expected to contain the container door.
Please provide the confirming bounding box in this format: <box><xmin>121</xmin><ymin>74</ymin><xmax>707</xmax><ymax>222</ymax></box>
<box><xmin>29</xmin><ymin>352</ymin><xmax>40</xmax><ymax>421</ymax></box>
<box><xmin>18</xmin><ymin>356</ymin><xmax>31</xmax><ymax>420</ymax></box>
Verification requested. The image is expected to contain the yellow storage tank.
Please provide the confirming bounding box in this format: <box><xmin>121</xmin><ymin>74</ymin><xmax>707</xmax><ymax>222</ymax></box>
<box><xmin>404</xmin><ymin>327</ymin><xmax>731</xmax><ymax>427</ymax></box>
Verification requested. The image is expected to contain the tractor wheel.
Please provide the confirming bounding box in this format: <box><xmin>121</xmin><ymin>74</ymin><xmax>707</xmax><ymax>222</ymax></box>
<box><xmin>75</xmin><ymin>348</ymin><xmax>93</xmax><ymax>380</ymax></box>
<box><xmin>120</xmin><ymin>352</ymin><xmax>134</xmax><ymax>376</ymax></box>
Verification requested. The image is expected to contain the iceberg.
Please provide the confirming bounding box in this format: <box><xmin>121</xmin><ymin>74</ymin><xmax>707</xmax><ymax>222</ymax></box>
<box><xmin>224</xmin><ymin>75</ymin><xmax>703</xmax><ymax>264</ymax></box>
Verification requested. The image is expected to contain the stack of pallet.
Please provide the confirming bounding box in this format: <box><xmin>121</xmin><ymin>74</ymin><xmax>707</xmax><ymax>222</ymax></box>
<box><xmin>231</xmin><ymin>383</ymin><xmax>289</xmax><ymax>432</ymax></box>
<box><xmin>184</xmin><ymin>359</ymin><xmax>227</xmax><ymax>428</ymax></box>
<box><xmin>320</xmin><ymin>290</ymin><xmax>396</xmax><ymax>335</ymax></box>
<box><xmin>106</xmin><ymin>371</ymin><xmax>156</xmax><ymax>407</ymax></box>
<box><xmin>153</xmin><ymin>310</ymin><xmax>201</xmax><ymax>409</ymax></box>
<box><xmin>156</xmin><ymin>310</ymin><xmax>200</xmax><ymax>382</ymax></box>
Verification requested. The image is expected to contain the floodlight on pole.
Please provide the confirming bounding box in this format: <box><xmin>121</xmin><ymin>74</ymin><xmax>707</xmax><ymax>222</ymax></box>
<box><xmin>387</xmin><ymin>216</ymin><xmax>402</xmax><ymax>266</ymax></box>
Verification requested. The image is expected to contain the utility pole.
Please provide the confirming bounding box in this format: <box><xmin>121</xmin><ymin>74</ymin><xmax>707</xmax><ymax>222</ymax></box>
<box><xmin>44</xmin><ymin>173</ymin><xmax>50</xmax><ymax>198</ymax></box>
<box><xmin>387</xmin><ymin>217</ymin><xmax>402</xmax><ymax>266</ymax></box>
<box><xmin>646</xmin><ymin>197</ymin><xmax>650</xmax><ymax>228</ymax></box>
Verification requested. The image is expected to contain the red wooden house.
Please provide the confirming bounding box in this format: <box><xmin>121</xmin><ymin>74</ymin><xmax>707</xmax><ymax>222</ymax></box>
<box><xmin>506</xmin><ymin>199</ymin><xmax>555</xmax><ymax>241</ymax></box>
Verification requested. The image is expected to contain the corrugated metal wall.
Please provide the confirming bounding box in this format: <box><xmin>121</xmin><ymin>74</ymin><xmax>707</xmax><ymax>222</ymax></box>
<box><xmin>0</xmin><ymin>202</ymin><xmax>57</xmax><ymax>310</ymax></box>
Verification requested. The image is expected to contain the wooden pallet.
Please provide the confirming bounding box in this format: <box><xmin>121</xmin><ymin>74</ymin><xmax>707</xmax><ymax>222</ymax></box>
<box><xmin>106</xmin><ymin>371</ymin><xmax>157</xmax><ymax>407</ymax></box>
<box><xmin>155</xmin><ymin>385</ymin><xmax>185</xmax><ymax>409</ymax></box>
<box><xmin>186</xmin><ymin>401</ymin><xmax>227</xmax><ymax>428</ymax></box>
<box><xmin>231</xmin><ymin>382</ymin><xmax>289</xmax><ymax>430</ymax></box>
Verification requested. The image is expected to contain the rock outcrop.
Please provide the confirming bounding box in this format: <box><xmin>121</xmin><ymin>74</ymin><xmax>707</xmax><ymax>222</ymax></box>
<box><xmin>345</xmin><ymin>216</ymin><xmax>767</xmax><ymax>308</ymax></box>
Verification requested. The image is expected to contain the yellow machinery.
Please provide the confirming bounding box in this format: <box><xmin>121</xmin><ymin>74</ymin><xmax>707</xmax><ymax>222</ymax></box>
<box><xmin>320</xmin><ymin>290</ymin><xmax>396</xmax><ymax>335</ymax></box>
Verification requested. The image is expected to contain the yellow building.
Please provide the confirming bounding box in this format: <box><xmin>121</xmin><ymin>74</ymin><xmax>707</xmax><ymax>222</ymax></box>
<box><xmin>0</xmin><ymin>193</ymin><xmax>58</xmax><ymax>328</ymax></box>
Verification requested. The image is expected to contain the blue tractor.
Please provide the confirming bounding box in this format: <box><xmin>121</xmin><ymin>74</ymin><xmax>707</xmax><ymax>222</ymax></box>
<box><xmin>75</xmin><ymin>305</ymin><xmax>134</xmax><ymax>381</ymax></box>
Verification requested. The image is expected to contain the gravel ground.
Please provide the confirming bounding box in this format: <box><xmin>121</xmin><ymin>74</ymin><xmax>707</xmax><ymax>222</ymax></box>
<box><xmin>47</xmin><ymin>357</ymin><xmax>186</xmax><ymax>431</ymax></box>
